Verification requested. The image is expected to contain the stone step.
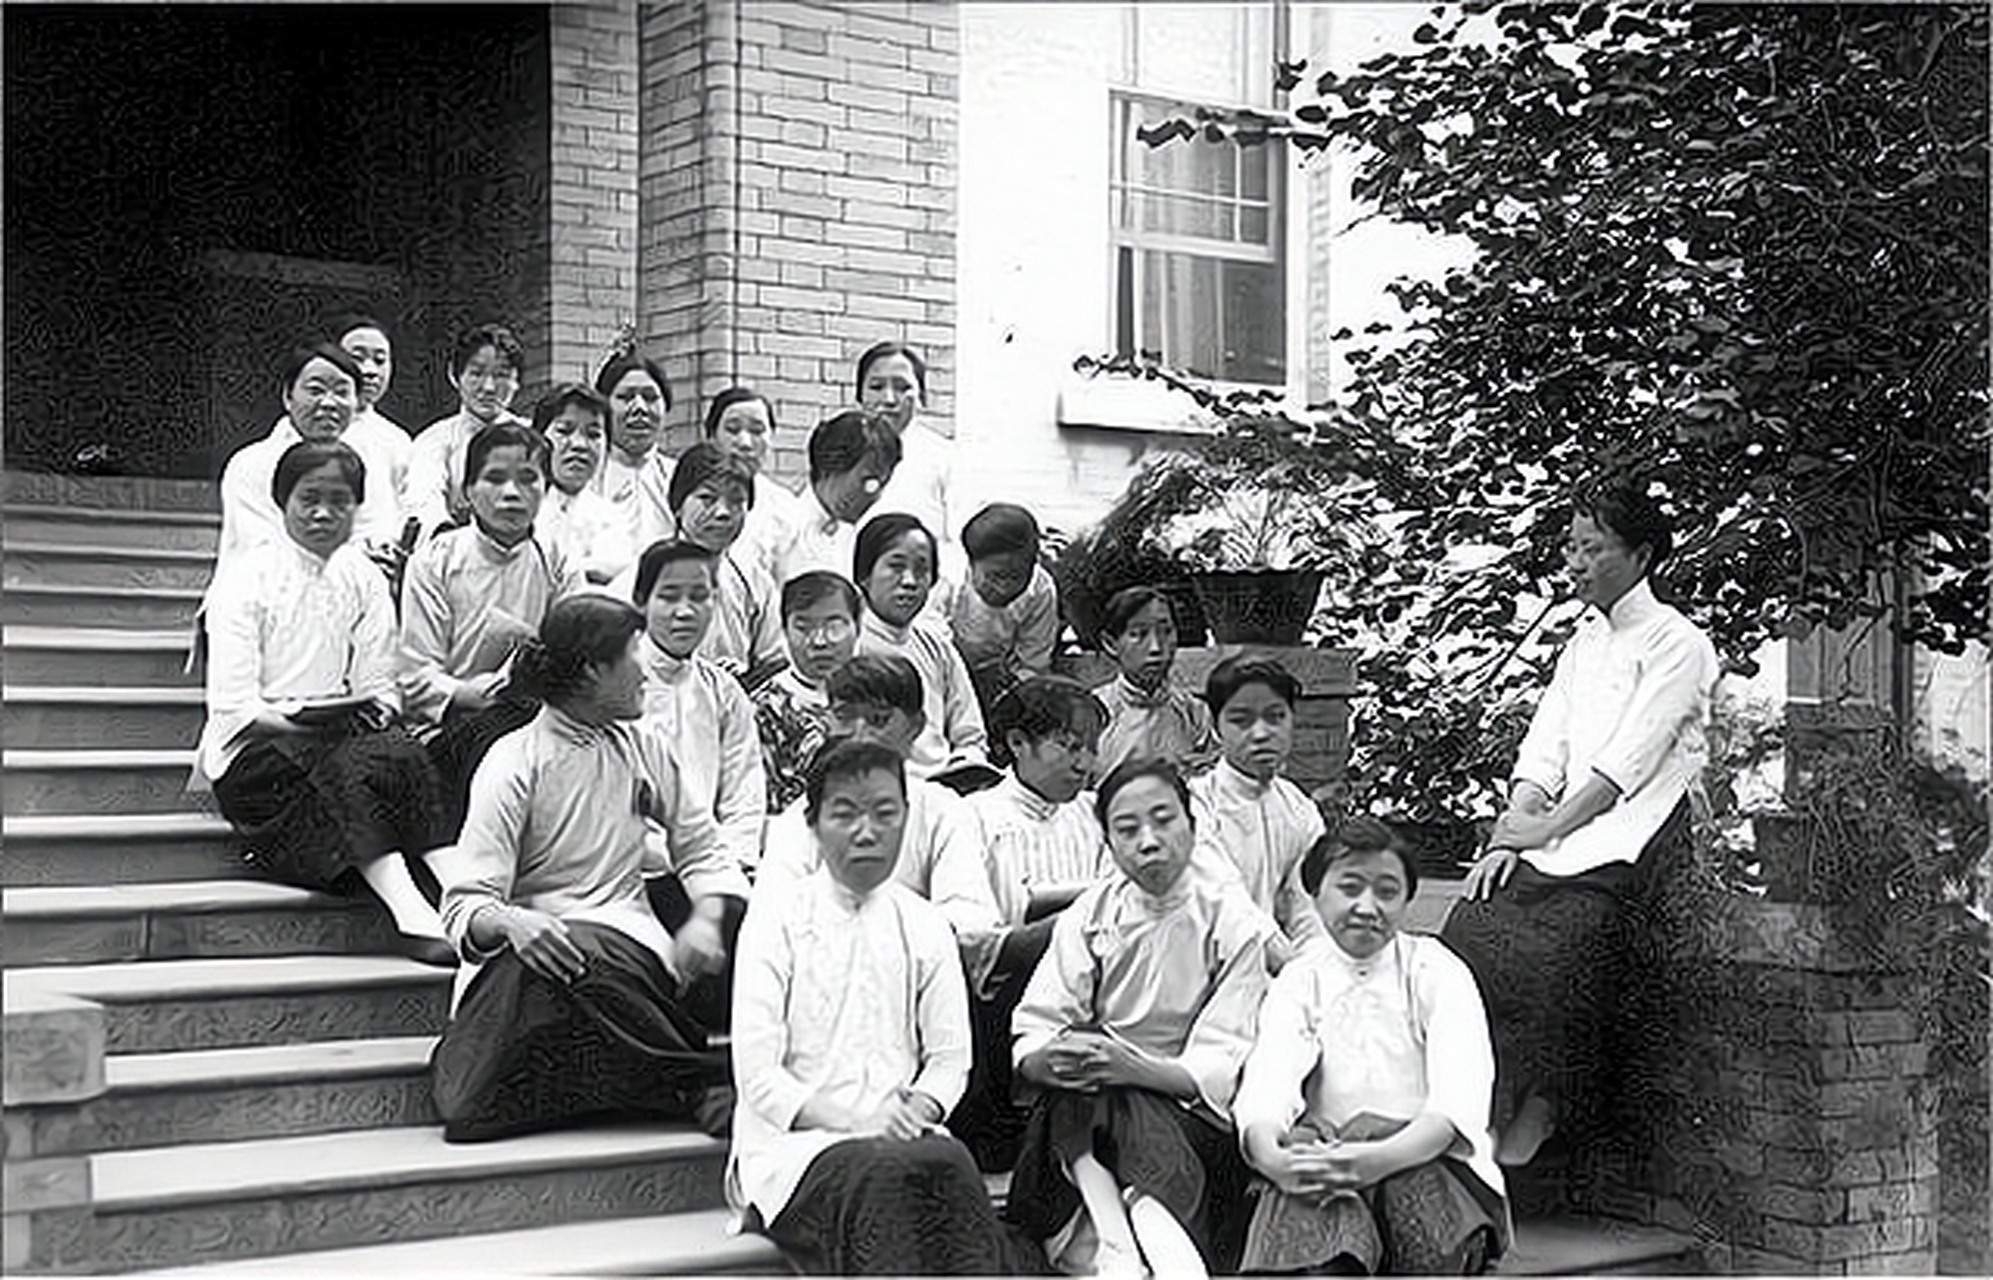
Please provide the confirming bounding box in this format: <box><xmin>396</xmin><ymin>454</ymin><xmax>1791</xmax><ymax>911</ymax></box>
<box><xmin>2</xmin><ymin>474</ymin><xmax>221</xmax><ymax>517</ymax></box>
<box><xmin>2</xmin><ymin>880</ymin><xmax>398</xmax><ymax>967</ymax></box>
<box><xmin>24</xmin><ymin>1123</ymin><xmax>729</xmax><ymax>1273</ymax></box>
<box><xmin>2</xmin><ymin>504</ymin><xmax>220</xmax><ymax>553</ymax></box>
<box><xmin>3</xmin><ymin>955</ymin><xmax>451</xmax><ymax>1054</ymax></box>
<box><xmin>1498</xmin><ymin>1215</ymin><xmax>1702</xmax><ymax>1274</ymax></box>
<box><xmin>2</xmin><ymin>583</ymin><xmax>204</xmax><ymax>629</ymax></box>
<box><xmin>3</xmin><ymin>687</ymin><xmax>207</xmax><ymax>752</ymax></box>
<box><xmin>3</xmin><ymin>628</ymin><xmax>201</xmax><ymax>687</ymax></box>
<box><xmin>4</xmin><ymin>749</ymin><xmax>201</xmax><ymax>818</ymax></box>
<box><xmin>5</xmin><ymin>543</ymin><xmax>216</xmax><ymax>592</ymax></box>
<box><xmin>2</xmin><ymin>813</ymin><xmax>241</xmax><ymax>888</ymax></box>
<box><xmin>16</xmin><ymin>1037</ymin><xmax>439</xmax><ymax>1157</ymax></box>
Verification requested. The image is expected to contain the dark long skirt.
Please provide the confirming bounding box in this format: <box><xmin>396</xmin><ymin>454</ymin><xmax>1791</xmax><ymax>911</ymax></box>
<box><xmin>426</xmin><ymin>695</ymin><xmax>539</xmax><ymax>837</ymax></box>
<box><xmin>764</xmin><ymin>1134</ymin><xmax>1050</xmax><ymax>1276</ymax></box>
<box><xmin>1005</xmin><ymin>1087</ymin><xmax>1253</xmax><ymax>1272</ymax></box>
<box><xmin>948</xmin><ymin>938</ymin><xmax>1048</xmax><ymax>1172</ymax></box>
<box><xmin>1437</xmin><ymin>803</ymin><xmax>1687</xmax><ymax>1138</ymax></box>
<box><xmin>212</xmin><ymin>727</ymin><xmax>448</xmax><ymax>892</ymax></box>
<box><xmin>429</xmin><ymin>920</ymin><xmax>728</xmax><ymax>1142</ymax></box>
<box><xmin>1242</xmin><ymin>1158</ymin><xmax>1506</xmax><ymax>1275</ymax></box>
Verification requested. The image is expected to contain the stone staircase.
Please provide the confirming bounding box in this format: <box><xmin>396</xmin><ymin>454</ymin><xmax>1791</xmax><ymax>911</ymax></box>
<box><xmin>2</xmin><ymin>474</ymin><xmax>1704</xmax><ymax>1276</ymax></box>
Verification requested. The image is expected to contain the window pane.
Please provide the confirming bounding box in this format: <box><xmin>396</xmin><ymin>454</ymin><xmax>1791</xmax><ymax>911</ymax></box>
<box><xmin>1239</xmin><ymin>204</ymin><xmax>1269</xmax><ymax>244</ymax></box>
<box><xmin>1240</xmin><ymin>147</ymin><xmax>1269</xmax><ymax>201</ymax></box>
<box><xmin>1220</xmin><ymin>257</ymin><xmax>1285</xmax><ymax>383</ymax></box>
<box><xmin>1130</xmin><ymin>191</ymin><xmax>1233</xmax><ymax>240</ymax></box>
<box><xmin>1136</xmin><ymin>250</ymin><xmax>1285</xmax><ymax>384</ymax></box>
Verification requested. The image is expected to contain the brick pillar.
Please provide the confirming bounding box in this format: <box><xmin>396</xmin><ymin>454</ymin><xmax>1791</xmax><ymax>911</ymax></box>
<box><xmin>544</xmin><ymin>0</ymin><xmax>640</xmax><ymax>387</ymax></box>
<box><xmin>638</xmin><ymin>0</ymin><xmax>959</xmax><ymax>486</ymax></box>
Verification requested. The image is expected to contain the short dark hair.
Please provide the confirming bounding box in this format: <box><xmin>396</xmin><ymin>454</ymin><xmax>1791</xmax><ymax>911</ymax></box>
<box><xmin>1299</xmin><ymin>816</ymin><xmax>1418</xmax><ymax>899</ymax></box>
<box><xmin>808</xmin><ymin>409</ymin><xmax>902</xmax><ymax>483</ymax></box>
<box><xmin>632</xmin><ymin>538</ymin><xmax>716</xmax><ymax>604</ymax></box>
<box><xmin>463</xmin><ymin>422</ymin><xmax>549</xmax><ymax>486</ymax></box>
<box><xmin>703</xmin><ymin>387</ymin><xmax>775</xmax><ymax>439</ymax></box>
<box><xmin>511</xmin><ymin>594</ymin><xmax>645</xmax><ymax>705</ymax></box>
<box><xmin>961</xmin><ymin>503</ymin><xmax>1040</xmax><ymax>559</ymax></box>
<box><xmin>825</xmin><ymin>653</ymin><xmax>924</xmax><ymax>717</ymax></box>
<box><xmin>451</xmin><ymin>323</ymin><xmax>524</xmax><ymax>379</ymax></box>
<box><xmin>530</xmin><ymin>382</ymin><xmax>610</xmax><ymax>436</ymax></box>
<box><xmin>668</xmin><ymin>442</ymin><xmax>757</xmax><ymax>513</ymax></box>
<box><xmin>1204</xmin><ymin>656</ymin><xmax>1301</xmax><ymax>714</ymax></box>
<box><xmin>805</xmin><ymin>737</ymin><xmax>908</xmax><ymax>827</ymax></box>
<box><xmin>272</xmin><ymin>439</ymin><xmax>366</xmax><ymax>507</ymax></box>
<box><xmin>1576</xmin><ymin>483</ymin><xmax>1674</xmax><ymax>576</ymax></box>
<box><xmin>854</xmin><ymin>341</ymin><xmax>928</xmax><ymax>401</ymax></box>
<box><xmin>1098</xmin><ymin>585</ymin><xmax>1173</xmax><ymax>643</ymax></box>
<box><xmin>279</xmin><ymin>342</ymin><xmax>364</xmax><ymax>397</ymax></box>
<box><xmin>988</xmin><ymin>676</ymin><xmax>1108</xmax><ymax>768</ymax></box>
<box><xmin>1093</xmin><ymin>757</ymin><xmax>1194</xmax><ymax>833</ymax></box>
<box><xmin>593</xmin><ymin>350</ymin><xmax>673</xmax><ymax>412</ymax></box>
<box><xmin>781</xmin><ymin>570</ymin><xmax>861</xmax><ymax>621</ymax></box>
<box><xmin>327</xmin><ymin>313</ymin><xmax>389</xmax><ymax>344</ymax></box>
<box><xmin>853</xmin><ymin>512</ymin><xmax>935</xmax><ymax>585</ymax></box>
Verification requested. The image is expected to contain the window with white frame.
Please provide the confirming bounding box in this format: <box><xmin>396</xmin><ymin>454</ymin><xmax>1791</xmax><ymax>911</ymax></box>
<box><xmin>1106</xmin><ymin>4</ymin><xmax>1285</xmax><ymax>388</ymax></box>
<box><xmin>1110</xmin><ymin>92</ymin><xmax>1285</xmax><ymax>386</ymax></box>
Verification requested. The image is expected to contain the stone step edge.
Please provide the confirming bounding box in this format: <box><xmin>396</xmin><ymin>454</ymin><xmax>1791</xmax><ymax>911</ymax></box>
<box><xmin>4</xmin><ymin>879</ymin><xmax>348</xmax><ymax>921</ymax></box>
<box><xmin>106</xmin><ymin>1035</ymin><xmax>438</xmax><ymax>1094</ymax></box>
<box><xmin>3</xmin><ymin>684</ymin><xmax>204</xmax><ymax>705</ymax></box>
<box><xmin>5</xmin><ymin>541</ymin><xmax>218</xmax><ymax>564</ymax></box>
<box><xmin>5</xmin><ymin>749</ymin><xmax>196</xmax><ymax>771</ymax></box>
<box><xmin>5</xmin><ymin>953</ymin><xmax>451</xmax><ymax>1007</ymax></box>
<box><xmin>4</xmin><ymin>626</ymin><xmax>197</xmax><ymax>651</ymax></box>
<box><xmin>2</xmin><ymin>503</ymin><xmax>221</xmax><ymax>527</ymax></box>
<box><xmin>5</xmin><ymin>812</ymin><xmax>231</xmax><ymax>841</ymax></box>
<box><xmin>90</xmin><ymin>1122</ymin><xmax>725</xmax><ymax>1211</ymax></box>
<box><xmin>2</xmin><ymin>581</ymin><xmax>206</xmax><ymax>600</ymax></box>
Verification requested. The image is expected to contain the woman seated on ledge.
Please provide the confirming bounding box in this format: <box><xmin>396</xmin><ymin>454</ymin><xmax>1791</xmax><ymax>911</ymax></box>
<box><xmin>728</xmin><ymin>739</ymin><xmax>1045</xmax><ymax>1276</ymax></box>
<box><xmin>431</xmin><ymin>594</ymin><xmax>744</xmax><ymax>1143</ymax></box>
<box><xmin>1235</xmin><ymin>818</ymin><xmax>1507</xmax><ymax>1276</ymax></box>
<box><xmin>196</xmin><ymin>440</ymin><xmax>453</xmax><ymax>966</ymax></box>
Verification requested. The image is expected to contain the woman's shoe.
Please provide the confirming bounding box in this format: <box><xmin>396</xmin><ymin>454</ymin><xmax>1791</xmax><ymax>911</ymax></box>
<box><xmin>392</xmin><ymin>932</ymin><xmax>461</xmax><ymax>967</ymax></box>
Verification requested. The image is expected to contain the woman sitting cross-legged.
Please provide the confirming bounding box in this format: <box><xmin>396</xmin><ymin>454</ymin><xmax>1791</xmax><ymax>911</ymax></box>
<box><xmin>197</xmin><ymin>440</ymin><xmax>454</xmax><ymax>966</ymax></box>
<box><xmin>728</xmin><ymin>739</ymin><xmax>1048</xmax><ymax>1276</ymax></box>
<box><xmin>430</xmin><ymin>594</ymin><xmax>746</xmax><ymax>1142</ymax></box>
<box><xmin>1234</xmin><ymin>818</ymin><xmax>1508</xmax><ymax>1276</ymax></box>
<box><xmin>1007</xmin><ymin>758</ymin><xmax>1274</xmax><ymax>1278</ymax></box>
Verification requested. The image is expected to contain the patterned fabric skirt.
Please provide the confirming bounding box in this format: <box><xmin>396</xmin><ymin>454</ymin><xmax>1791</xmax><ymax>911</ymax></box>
<box><xmin>1240</xmin><ymin>1119</ymin><xmax>1507</xmax><ymax>1276</ymax></box>
<box><xmin>426</xmin><ymin>695</ymin><xmax>539</xmax><ymax>838</ymax></box>
<box><xmin>1005</xmin><ymin>1087</ymin><xmax>1253</xmax><ymax>1272</ymax></box>
<box><xmin>213</xmin><ymin>727</ymin><xmax>448</xmax><ymax>892</ymax></box>
<box><xmin>765</xmin><ymin>1133</ymin><xmax>1050</xmax><ymax>1276</ymax></box>
<box><xmin>429</xmin><ymin>920</ymin><xmax>729</xmax><ymax>1142</ymax></box>
<box><xmin>1437</xmin><ymin>803</ymin><xmax>1686</xmax><ymax>1136</ymax></box>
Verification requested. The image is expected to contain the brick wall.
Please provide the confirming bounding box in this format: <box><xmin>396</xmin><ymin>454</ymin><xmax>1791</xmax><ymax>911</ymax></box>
<box><xmin>638</xmin><ymin>0</ymin><xmax>958</xmax><ymax>487</ymax></box>
<box><xmin>543</xmin><ymin>0</ymin><xmax>641</xmax><ymax>387</ymax></box>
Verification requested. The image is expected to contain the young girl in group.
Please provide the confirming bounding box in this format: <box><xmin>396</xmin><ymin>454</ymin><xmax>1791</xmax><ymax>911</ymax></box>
<box><xmin>1008</xmin><ymin>759</ymin><xmax>1272</xmax><ymax>1278</ymax></box>
<box><xmin>532</xmin><ymin>381</ymin><xmax>629</xmax><ymax>584</ymax></box>
<box><xmin>198</xmin><ymin>440</ymin><xmax>453</xmax><ymax>965</ymax></box>
<box><xmin>632</xmin><ymin>539</ymin><xmax>768</xmax><ymax>880</ymax></box>
<box><xmin>1234</xmin><ymin>818</ymin><xmax>1507</xmax><ymax>1275</ymax></box>
<box><xmin>432</xmin><ymin>594</ymin><xmax>745</xmax><ymax>1142</ymax></box>
<box><xmin>947</xmin><ymin>503</ymin><xmax>1061</xmax><ymax>719</ymax></box>
<box><xmin>702</xmin><ymin>386</ymin><xmax>807</xmax><ymax>578</ymax></box>
<box><xmin>753</xmin><ymin>571</ymin><xmax>863</xmax><ymax>812</ymax></box>
<box><xmin>728</xmin><ymin>739</ymin><xmax>1043</xmax><ymax>1275</ymax></box>
<box><xmin>398</xmin><ymin>422</ymin><xmax>582</xmax><ymax>828</ymax></box>
<box><xmin>1191</xmin><ymin>656</ymin><xmax>1330</xmax><ymax>971</ymax></box>
<box><xmin>852</xmin><ymin>512</ymin><xmax>988</xmax><ymax>780</ymax></box>
<box><xmin>1092</xmin><ymin>586</ymin><xmax>1218</xmax><ymax>777</ymax></box>
<box><xmin>403</xmin><ymin>323</ymin><xmax>528</xmax><ymax>536</ymax></box>
<box><xmin>591</xmin><ymin>348</ymin><xmax>676</xmax><ymax>554</ymax></box>
<box><xmin>661</xmin><ymin>442</ymin><xmax>787</xmax><ymax>688</ymax></box>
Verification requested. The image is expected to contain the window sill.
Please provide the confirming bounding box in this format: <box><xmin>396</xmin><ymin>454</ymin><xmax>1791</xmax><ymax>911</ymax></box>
<box><xmin>1056</xmin><ymin>374</ymin><xmax>1222</xmax><ymax>435</ymax></box>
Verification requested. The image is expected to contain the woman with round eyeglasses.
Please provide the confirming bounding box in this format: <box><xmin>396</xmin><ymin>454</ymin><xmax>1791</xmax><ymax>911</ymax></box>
<box><xmin>751</xmin><ymin>571</ymin><xmax>862</xmax><ymax>813</ymax></box>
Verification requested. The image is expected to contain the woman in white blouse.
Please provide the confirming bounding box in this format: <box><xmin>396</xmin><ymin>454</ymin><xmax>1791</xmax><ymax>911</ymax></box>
<box><xmin>728</xmin><ymin>738</ymin><xmax>1040</xmax><ymax>1275</ymax></box>
<box><xmin>1236</xmin><ymin>818</ymin><xmax>1507</xmax><ymax>1275</ymax></box>
<box><xmin>198</xmin><ymin>440</ymin><xmax>453</xmax><ymax>965</ymax></box>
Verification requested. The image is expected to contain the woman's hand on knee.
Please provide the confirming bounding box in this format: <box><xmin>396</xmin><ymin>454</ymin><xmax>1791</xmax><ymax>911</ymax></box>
<box><xmin>500</xmin><ymin>907</ymin><xmax>586</xmax><ymax>983</ymax></box>
<box><xmin>1462</xmin><ymin>849</ymin><xmax>1520</xmax><ymax>901</ymax></box>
